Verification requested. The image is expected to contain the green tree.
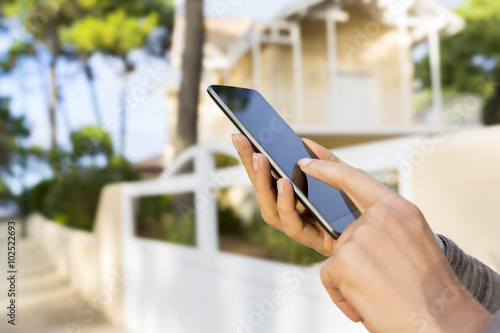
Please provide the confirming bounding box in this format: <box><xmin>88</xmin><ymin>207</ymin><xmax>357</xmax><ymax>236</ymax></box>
<box><xmin>70</xmin><ymin>125</ymin><xmax>113</xmax><ymax>160</ymax></box>
<box><xmin>0</xmin><ymin>41</ymin><xmax>36</xmax><ymax>73</ymax></box>
<box><xmin>0</xmin><ymin>96</ymin><xmax>35</xmax><ymax>215</ymax></box>
<box><xmin>2</xmin><ymin>1</ymin><xmax>174</xmax><ymax>150</ymax></box>
<box><xmin>59</xmin><ymin>1</ymin><xmax>174</xmax><ymax>154</ymax></box>
<box><xmin>24</xmin><ymin>126</ymin><xmax>139</xmax><ymax>230</ymax></box>
<box><xmin>416</xmin><ymin>0</ymin><xmax>500</xmax><ymax>124</ymax></box>
<box><xmin>1</xmin><ymin>0</ymin><xmax>83</xmax><ymax>150</ymax></box>
<box><xmin>0</xmin><ymin>97</ymin><xmax>30</xmax><ymax>174</ymax></box>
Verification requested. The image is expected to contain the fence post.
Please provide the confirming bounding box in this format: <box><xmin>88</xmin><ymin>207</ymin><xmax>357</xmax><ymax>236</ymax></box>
<box><xmin>195</xmin><ymin>145</ymin><xmax>220</xmax><ymax>333</ymax></box>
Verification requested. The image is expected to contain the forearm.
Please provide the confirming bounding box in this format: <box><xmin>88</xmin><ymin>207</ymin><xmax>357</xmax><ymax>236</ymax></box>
<box><xmin>438</xmin><ymin>235</ymin><xmax>500</xmax><ymax>314</ymax></box>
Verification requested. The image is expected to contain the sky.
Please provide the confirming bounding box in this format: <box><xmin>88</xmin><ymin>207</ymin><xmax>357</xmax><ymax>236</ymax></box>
<box><xmin>0</xmin><ymin>0</ymin><xmax>463</xmax><ymax>191</ymax></box>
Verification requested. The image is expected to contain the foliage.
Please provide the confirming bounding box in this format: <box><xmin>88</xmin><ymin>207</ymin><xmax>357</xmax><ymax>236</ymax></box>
<box><xmin>70</xmin><ymin>125</ymin><xmax>113</xmax><ymax>159</ymax></box>
<box><xmin>217</xmin><ymin>200</ymin><xmax>327</xmax><ymax>264</ymax></box>
<box><xmin>482</xmin><ymin>87</ymin><xmax>500</xmax><ymax>125</ymax></box>
<box><xmin>56</xmin><ymin>0</ymin><xmax>174</xmax><ymax>58</ymax></box>
<box><xmin>415</xmin><ymin>0</ymin><xmax>500</xmax><ymax>124</ymax></box>
<box><xmin>216</xmin><ymin>186</ymin><xmax>327</xmax><ymax>264</ymax></box>
<box><xmin>0</xmin><ymin>41</ymin><xmax>36</xmax><ymax>73</ymax></box>
<box><xmin>215</xmin><ymin>153</ymin><xmax>240</xmax><ymax>169</ymax></box>
<box><xmin>136</xmin><ymin>194</ymin><xmax>196</xmax><ymax>246</ymax></box>
<box><xmin>0</xmin><ymin>179</ymin><xmax>13</xmax><ymax>200</ymax></box>
<box><xmin>2</xmin><ymin>0</ymin><xmax>173</xmax><ymax>41</ymax></box>
<box><xmin>0</xmin><ymin>97</ymin><xmax>30</xmax><ymax>174</ymax></box>
<box><xmin>134</xmin><ymin>186</ymin><xmax>326</xmax><ymax>264</ymax></box>
<box><xmin>59</xmin><ymin>10</ymin><xmax>160</xmax><ymax>56</ymax></box>
<box><xmin>246</xmin><ymin>209</ymin><xmax>327</xmax><ymax>264</ymax></box>
<box><xmin>22</xmin><ymin>127</ymin><xmax>139</xmax><ymax>231</ymax></box>
<box><xmin>1</xmin><ymin>2</ymin><xmax>174</xmax><ymax>228</ymax></box>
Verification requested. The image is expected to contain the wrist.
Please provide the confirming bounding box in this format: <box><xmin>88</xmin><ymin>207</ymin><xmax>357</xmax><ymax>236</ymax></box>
<box><xmin>432</xmin><ymin>284</ymin><xmax>492</xmax><ymax>333</ymax></box>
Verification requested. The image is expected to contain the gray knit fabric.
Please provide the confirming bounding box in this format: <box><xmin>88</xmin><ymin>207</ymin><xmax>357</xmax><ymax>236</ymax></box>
<box><xmin>438</xmin><ymin>235</ymin><xmax>500</xmax><ymax>314</ymax></box>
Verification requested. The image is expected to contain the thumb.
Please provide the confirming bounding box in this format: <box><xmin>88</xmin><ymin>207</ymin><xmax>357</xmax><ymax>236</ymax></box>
<box><xmin>298</xmin><ymin>158</ymin><xmax>396</xmax><ymax>211</ymax></box>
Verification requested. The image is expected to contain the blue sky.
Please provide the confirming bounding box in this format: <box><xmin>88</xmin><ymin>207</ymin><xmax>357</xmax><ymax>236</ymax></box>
<box><xmin>1</xmin><ymin>0</ymin><xmax>462</xmax><ymax>170</ymax></box>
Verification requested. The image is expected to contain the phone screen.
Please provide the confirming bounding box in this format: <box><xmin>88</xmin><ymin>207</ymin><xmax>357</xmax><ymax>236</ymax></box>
<box><xmin>210</xmin><ymin>85</ymin><xmax>360</xmax><ymax>235</ymax></box>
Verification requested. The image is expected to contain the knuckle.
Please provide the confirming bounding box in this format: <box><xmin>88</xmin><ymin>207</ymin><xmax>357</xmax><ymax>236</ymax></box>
<box><xmin>260</xmin><ymin>212</ymin><xmax>280</xmax><ymax>230</ymax></box>
<box><xmin>349</xmin><ymin>224</ymin><xmax>377</xmax><ymax>247</ymax></box>
<box><xmin>320</xmin><ymin>258</ymin><xmax>336</xmax><ymax>285</ymax></box>
<box><xmin>333</xmin><ymin>244</ymin><xmax>355</xmax><ymax>269</ymax></box>
<box><xmin>277</xmin><ymin>200</ymin><xmax>295</xmax><ymax>215</ymax></box>
<box><xmin>406</xmin><ymin>202</ymin><xmax>424</xmax><ymax>220</ymax></box>
<box><xmin>283</xmin><ymin>225</ymin><xmax>300</xmax><ymax>239</ymax></box>
<box><xmin>365</xmin><ymin>204</ymin><xmax>396</xmax><ymax>223</ymax></box>
<box><xmin>319</xmin><ymin>264</ymin><xmax>330</xmax><ymax>285</ymax></box>
<box><xmin>352</xmin><ymin>223</ymin><xmax>372</xmax><ymax>240</ymax></box>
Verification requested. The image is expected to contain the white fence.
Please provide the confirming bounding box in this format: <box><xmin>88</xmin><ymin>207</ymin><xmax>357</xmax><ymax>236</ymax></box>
<box><xmin>27</xmin><ymin>137</ymin><xmax>422</xmax><ymax>333</ymax></box>
<box><xmin>27</xmin><ymin>214</ymin><xmax>100</xmax><ymax>301</ymax></box>
<box><xmin>28</xmin><ymin>128</ymin><xmax>500</xmax><ymax>332</ymax></box>
<box><xmin>119</xmin><ymin>138</ymin><xmax>420</xmax><ymax>333</ymax></box>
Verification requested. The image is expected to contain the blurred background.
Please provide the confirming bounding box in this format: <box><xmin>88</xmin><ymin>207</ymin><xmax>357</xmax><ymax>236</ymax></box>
<box><xmin>0</xmin><ymin>0</ymin><xmax>499</xmax><ymax>332</ymax></box>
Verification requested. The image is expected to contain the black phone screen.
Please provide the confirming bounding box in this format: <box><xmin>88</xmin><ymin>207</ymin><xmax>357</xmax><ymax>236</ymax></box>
<box><xmin>210</xmin><ymin>85</ymin><xmax>360</xmax><ymax>235</ymax></box>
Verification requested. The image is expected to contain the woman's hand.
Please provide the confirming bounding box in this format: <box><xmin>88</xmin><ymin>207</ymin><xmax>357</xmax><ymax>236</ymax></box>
<box><xmin>232</xmin><ymin>134</ymin><xmax>492</xmax><ymax>332</ymax></box>
<box><xmin>231</xmin><ymin>133</ymin><xmax>338</xmax><ymax>256</ymax></box>
<box><xmin>298</xmin><ymin>157</ymin><xmax>492</xmax><ymax>333</ymax></box>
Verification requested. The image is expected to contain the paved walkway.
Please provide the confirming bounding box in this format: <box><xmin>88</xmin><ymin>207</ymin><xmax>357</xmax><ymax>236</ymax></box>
<box><xmin>0</xmin><ymin>236</ymin><xmax>127</xmax><ymax>333</ymax></box>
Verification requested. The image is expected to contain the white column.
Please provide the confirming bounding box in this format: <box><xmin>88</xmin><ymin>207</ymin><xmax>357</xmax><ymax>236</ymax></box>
<box><xmin>397</xmin><ymin>11</ymin><xmax>412</xmax><ymax>125</ymax></box>
<box><xmin>428</xmin><ymin>28</ymin><xmax>443</xmax><ymax>124</ymax></box>
<box><xmin>251</xmin><ymin>29</ymin><xmax>262</xmax><ymax>90</ymax></box>
<box><xmin>291</xmin><ymin>22</ymin><xmax>304</xmax><ymax>124</ymax></box>
<box><xmin>326</xmin><ymin>18</ymin><xmax>338</xmax><ymax>124</ymax></box>
<box><xmin>195</xmin><ymin>146</ymin><xmax>220</xmax><ymax>333</ymax></box>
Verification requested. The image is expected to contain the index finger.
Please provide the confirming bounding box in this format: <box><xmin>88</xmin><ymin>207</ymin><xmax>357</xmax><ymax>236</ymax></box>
<box><xmin>302</xmin><ymin>138</ymin><xmax>346</xmax><ymax>164</ymax></box>
<box><xmin>298</xmin><ymin>159</ymin><xmax>397</xmax><ymax>212</ymax></box>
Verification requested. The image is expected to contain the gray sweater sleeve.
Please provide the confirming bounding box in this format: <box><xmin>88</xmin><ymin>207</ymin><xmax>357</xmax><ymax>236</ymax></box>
<box><xmin>438</xmin><ymin>235</ymin><xmax>500</xmax><ymax>314</ymax></box>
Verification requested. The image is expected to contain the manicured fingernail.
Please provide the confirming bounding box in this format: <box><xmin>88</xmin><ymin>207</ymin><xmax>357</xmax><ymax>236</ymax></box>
<box><xmin>253</xmin><ymin>153</ymin><xmax>259</xmax><ymax>171</ymax></box>
<box><xmin>277</xmin><ymin>180</ymin><xmax>284</xmax><ymax>195</ymax></box>
<box><xmin>299</xmin><ymin>158</ymin><xmax>313</xmax><ymax>167</ymax></box>
<box><xmin>231</xmin><ymin>134</ymin><xmax>239</xmax><ymax>152</ymax></box>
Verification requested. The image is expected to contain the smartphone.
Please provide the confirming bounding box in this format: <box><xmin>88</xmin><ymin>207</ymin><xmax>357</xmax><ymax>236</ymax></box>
<box><xmin>207</xmin><ymin>85</ymin><xmax>360</xmax><ymax>239</ymax></box>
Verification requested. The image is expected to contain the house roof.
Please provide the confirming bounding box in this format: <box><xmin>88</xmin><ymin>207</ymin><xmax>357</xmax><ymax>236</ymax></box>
<box><xmin>132</xmin><ymin>155</ymin><xmax>164</xmax><ymax>173</ymax></box>
<box><xmin>277</xmin><ymin>0</ymin><xmax>464</xmax><ymax>36</ymax></box>
<box><xmin>170</xmin><ymin>0</ymin><xmax>464</xmax><ymax>71</ymax></box>
<box><xmin>410</xmin><ymin>0</ymin><xmax>465</xmax><ymax>36</ymax></box>
<box><xmin>205</xmin><ymin>18</ymin><xmax>255</xmax><ymax>41</ymax></box>
<box><xmin>170</xmin><ymin>15</ymin><xmax>264</xmax><ymax>70</ymax></box>
<box><xmin>277</xmin><ymin>0</ymin><xmax>328</xmax><ymax>20</ymax></box>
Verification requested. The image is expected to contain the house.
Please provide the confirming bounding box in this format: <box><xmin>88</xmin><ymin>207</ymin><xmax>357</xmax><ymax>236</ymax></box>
<box><xmin>132</xmin><ymin>155</ymin><xmax>164</xmax><ymax>179</ymax></box>
<box><xmin>165</xmin><ymin>0</ymin><xmax>464</xmax><ymax>163</ymax></box>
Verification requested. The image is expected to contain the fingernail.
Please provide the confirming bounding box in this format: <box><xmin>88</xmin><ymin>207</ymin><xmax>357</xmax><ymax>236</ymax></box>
<box><xmin>277</xmin><ymin>180</ymin><xmax>283</xmax><ymax>195</ymax></box>
<box><xmin>299</xmin><ymin>158</ymin><xmax>313</xmax><ymax>167</ymax></box>
<box><xmin>253</xmin><ymin>153</ymin><xmax>259</xmax><ymax>171</ymax></box>
<box><xmin>231</xmin><ymin>134</ymin><xmax>239</xmax><ymax>152</ymax></box>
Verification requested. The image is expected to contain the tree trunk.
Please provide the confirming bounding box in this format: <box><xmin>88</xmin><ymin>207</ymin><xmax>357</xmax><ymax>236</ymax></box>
<box><xmin>47</xmin><ymin>15</ymin><xmax>61</xmax><ymax>152</ymax></box>
<box><xmin>83</xmin><ymin>56</ymin><xmax>102</xmax><ymax>124</ymax></box>
<box><xmin>49</xmin><ymin>58</ymin><xmax>58</xmax><ymax>151</ymax></box>
<box><xmin>119</xmin><ymin>65</ymin><xmax>132</xmax><ymax>157</ymax></box>
<box><xmin>172</xmin><ymin>0</ymin><xmax>205</xmax><ymax>218</ymax></box>
<box><xmin>173</xmin><ymin>0</ymin><xmax>205</xmax><ymax>158</ymax></box>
